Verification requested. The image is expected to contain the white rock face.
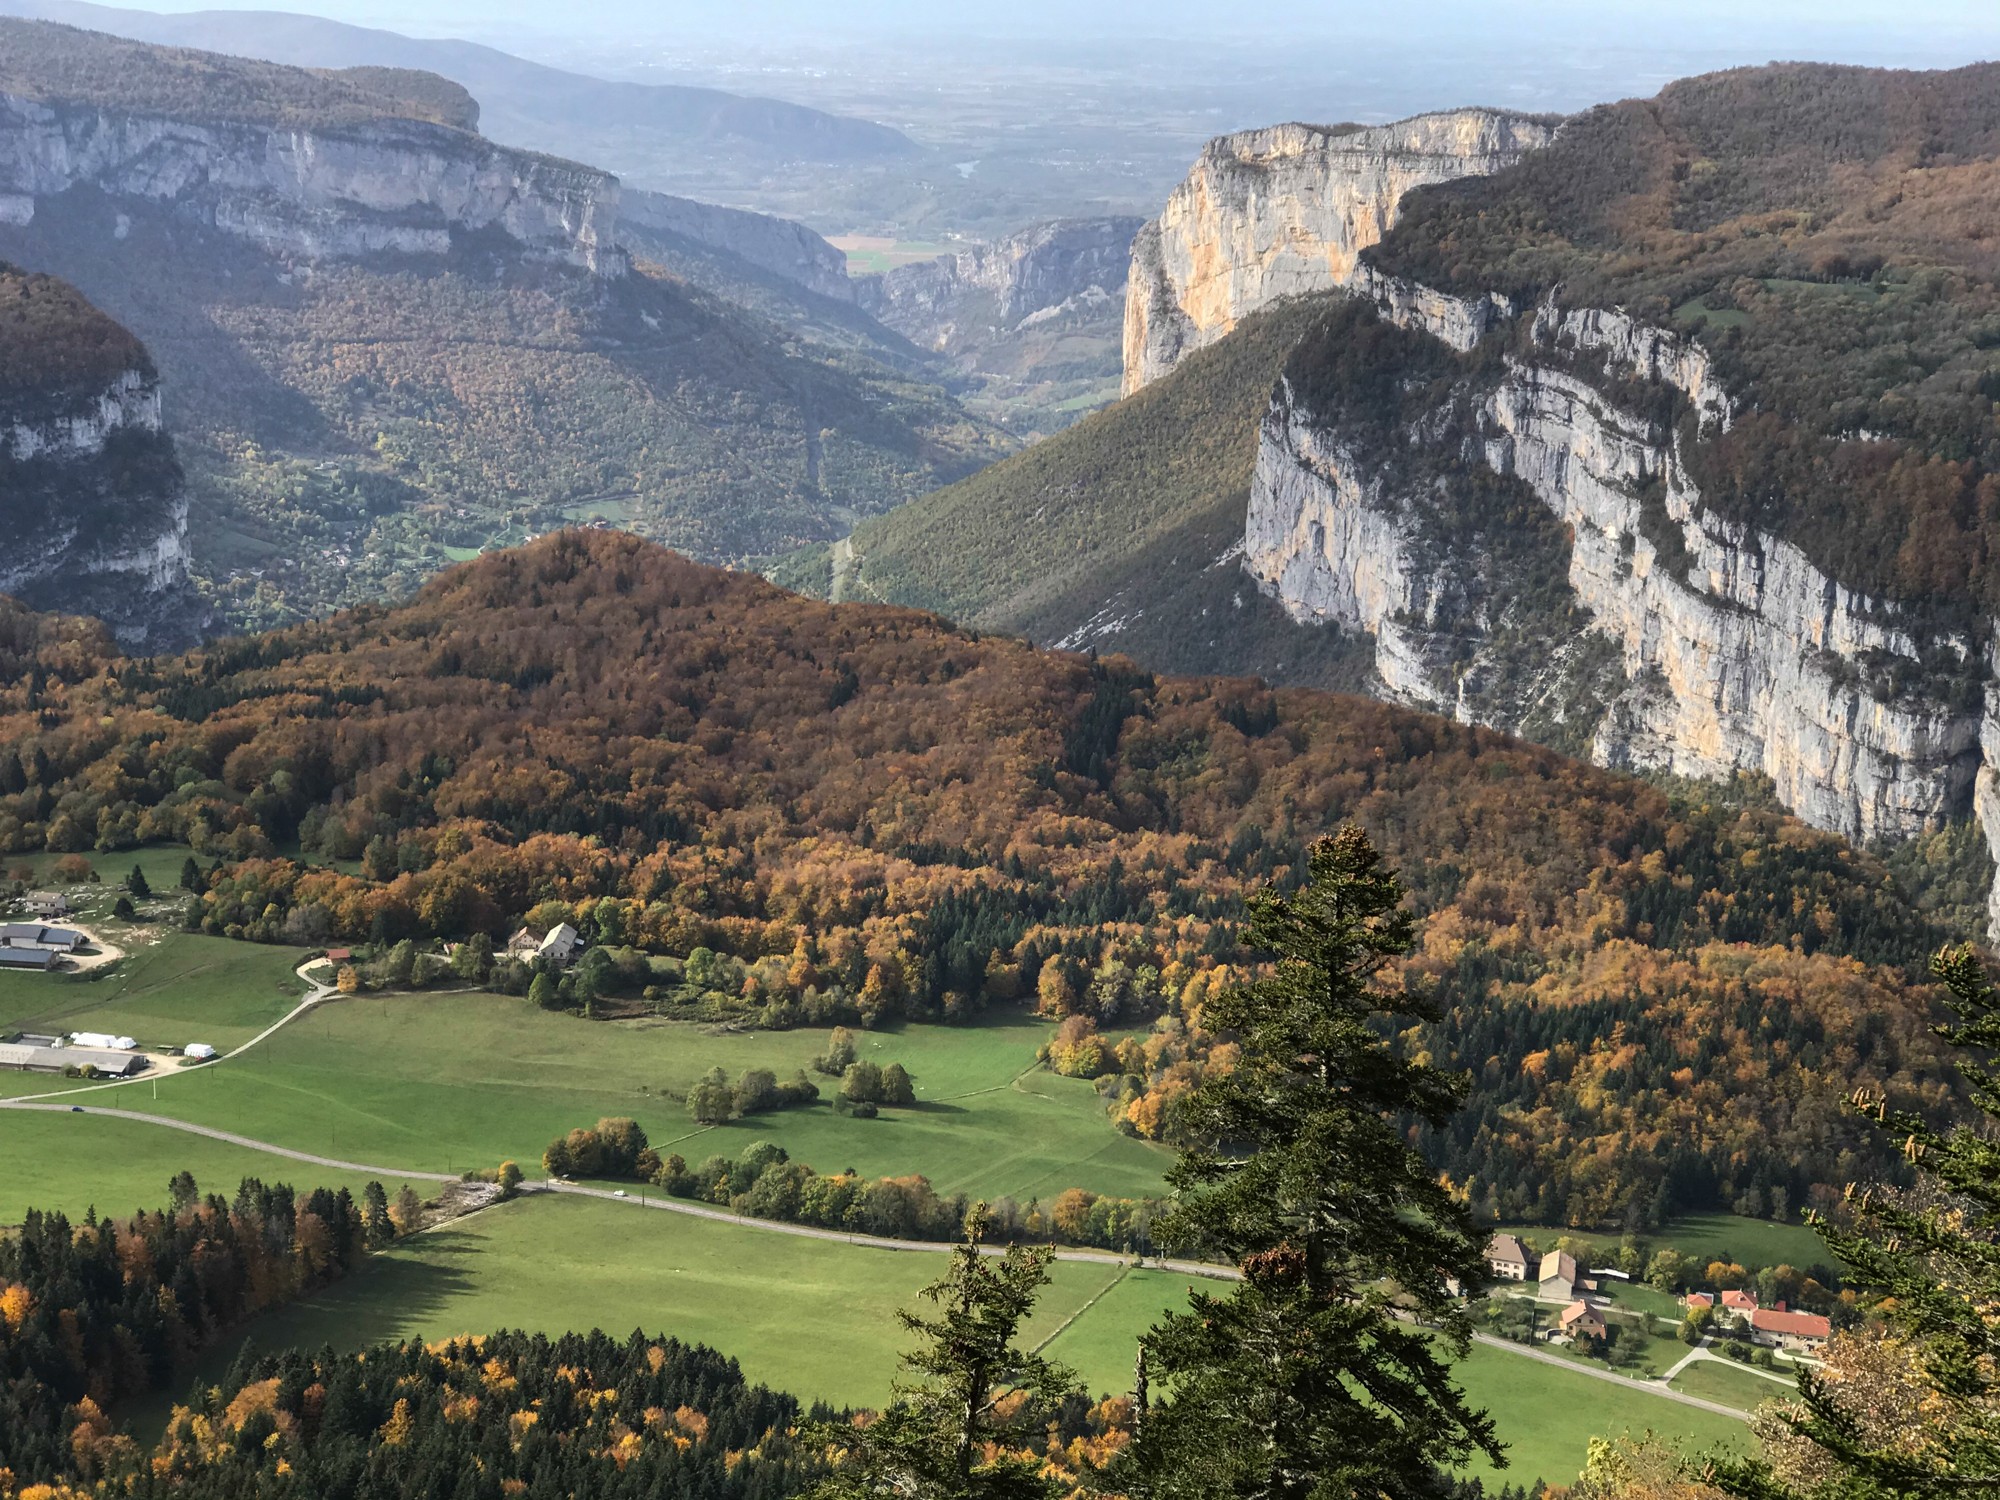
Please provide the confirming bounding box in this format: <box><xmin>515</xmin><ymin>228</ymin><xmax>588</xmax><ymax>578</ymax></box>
<box><xmin>620</xmin><ymin>187</ymin><xmax>852</xmax><ymax>301</ymax></box>
<box><xmin>1122</xmin><ymin>111</ymin><xmax>1555</xmax><ymax>393</ymax></box>
<box><xmin>3</xmin><ymin>366</ymin><xmax>160</xmax><ymax>460</ymax></box>
<box><xmin>0</xmin><ymin>93</ymin><xmax>625</xmax><ymax>274</ymax></box>
<box><xmin>860</xmin><ymin>217</ymin><xmax>1143</xmax><ymax>352</ymax></box>
<box><xmin>1245</xmin><ymin>291</ymin><xmax>1996</xmax><ymax>918</ymax></box>
<box><xmin>1348</xmin><ymin>266</ymin><xmax>1516</xmax><ymax>353</ymax></box>
<box><xmin>0</xmin><ymin>362</ymin><xmax>194</xmax><ymax>643</ymax></box>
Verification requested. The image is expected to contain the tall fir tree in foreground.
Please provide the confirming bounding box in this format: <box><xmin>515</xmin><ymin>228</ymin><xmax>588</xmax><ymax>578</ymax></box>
<box><xmin>812</xmin><ymin>1205</ymin><xmax>1081</xmax><ymax>1500</ymax></box>
<box><xmin>1711</xmin><ymin>944</ymin><xmax>2000</xmax><ymax>1498</ymax></box>
<box><xmin>1126</xmin><ymin>826</ymin><xmax>1501</xmax><ymax>1499</ymax></box>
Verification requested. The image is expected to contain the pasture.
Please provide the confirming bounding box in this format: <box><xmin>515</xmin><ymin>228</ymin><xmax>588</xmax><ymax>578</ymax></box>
<box><xmin>92</xmin><ymin>990</ymin><xmax>1174</xmax><ymax>1201</ymax></box>
<box><xmin>1497</xmin><ymin>1212</ymin><xmax>1834</xmax><ymax>1273</ymax></box>
<box><xmin>157</xmin><ymin>1191</ymin><xmax>1747</xmax><ymax>1488</ymax></box>
<box><xmin>0</xmin><ymin>1108</ymin><xmax>434</xmax><ymax>1222</ymax></box>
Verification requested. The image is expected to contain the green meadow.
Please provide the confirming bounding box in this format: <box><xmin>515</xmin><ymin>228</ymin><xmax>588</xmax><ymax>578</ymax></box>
<box><xmin>0</xmin><ymin>1108</ymin><xmax>435</xmax><ymax>1223</ymax></box>
<box><xmin>1497</xmin><ymin>1211</ymin><xmax>1834</xmax><ymax>1273</ymax></box>
<box><xmin>78</xmin><ymin>989</ymin><xmax>1173</xmax><ymax>1201</ymax></box>
<box><xmin>1</xmin><ymin>927</ymin><xmax>1758</xmax><ymax>1489</ymax></box>
<box><xmin>156</xmin><ymin>1191</ymin><xmax>1746</xmax><ymax>1488</ymax></box>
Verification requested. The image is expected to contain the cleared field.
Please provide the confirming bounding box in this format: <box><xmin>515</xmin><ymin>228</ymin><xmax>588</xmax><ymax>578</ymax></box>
<box><xmin>1497</xmin><ymin>1213</ymin><xmax>1833</xmax><ymax>1271</ymax></box>
<box><xmin>0</xmin><ymin>933</ymin><xmax>306</xmax><ymax>1056</ymax></box>
<box><xmin>166</xmin><ymin>1193</ymin><xmax>1145</xmax><ymax>1413</ymax></box>
<box><xmin>1669</xmin><ymin>1356</ymin><xmax>1797</xmax><ymax>1411</ymax></box>
<box><xmin>104</xmin><ymin>993</ymin><xmax>1173</xmax><ymax>1201</ymax></box>
<box><xmin>1457</xmin><ymin>1344</ymin><xmax>1747</xmax><ymax>1487</ymax></box>
<box><xmin>0</xmin><ymin>1109</ymin><xmax>433</xmax><ymax>1223</ymax></box>
<box><xmin>154</xmin><ymin>1192</ymin><xmax>1744</xmax><ymax>1487</ymax></box>
<box><xmin>827</xmin><ymin>235</ymin><xmax>950</xmax><ymax>273</ymax></box>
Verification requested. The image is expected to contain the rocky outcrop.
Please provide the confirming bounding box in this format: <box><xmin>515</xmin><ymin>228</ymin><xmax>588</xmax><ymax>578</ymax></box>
<box><xmin>0</xmin><ymin>362</ymin><xmax>197</xmax><ymax>646</ymax></box>
<box><xmin>1245</xmin><ymin>291</ymin><xmax>1995</xmax><ymax>919</ymax></box>
<box><xmin>620</xmin><ymin>188</ymin><xmax>850</xmax><ymax>301</ymax></box>
<box><xmin>0</xmin><ymin>91</ymin><xmax>625</xmax><ymax>274</ymax></box>
<box><xmin>860</xmin><ymin>217</ymin><xmax>1142</xmax><ymax>354</ymax></box>
<box><xmin>1122</xmin><ymin>112</ymin><xmax>1555</xmax><ymax>393</ymax></box>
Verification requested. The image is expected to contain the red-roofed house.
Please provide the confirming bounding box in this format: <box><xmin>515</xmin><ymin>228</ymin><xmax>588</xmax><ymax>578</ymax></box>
<box><xmin>1683</xmin><ymin>1292</ymin><xmax>1715</xmax><ymax>1309</ymax></box>
<box><xmin>1750</xmin><ymin>1307</ymin><xmax>1831</xmax><ymax>1352</ymax></box>
<box><xmin>1558</xmin><ymin>1300</ymin><xmax>1607</xmax><ymax>1341</ymax></box>
<box><xmin>1720</xmin><ymin>1289</ymin><xmax>1758</xmax><ymax>1312</ymax></box>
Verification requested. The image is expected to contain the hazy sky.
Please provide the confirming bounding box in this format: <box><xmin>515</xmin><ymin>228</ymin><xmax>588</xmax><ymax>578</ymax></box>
<box><xmin>113</xmin><ymin>0</ymin><xmax>2000</xmax><ymax>50</ymax></box>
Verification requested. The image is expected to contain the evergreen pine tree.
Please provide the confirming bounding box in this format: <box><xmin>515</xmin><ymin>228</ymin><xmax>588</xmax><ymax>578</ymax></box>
<box><xmin>812</xmin><ymin>1205</ymin><xmax>1080</xmax><ymax>1500</ymax></box>
<box><xmin>1127</xmin><ymin>826</ymin><xmax>1501</xmax><ymax>1499</ymax></box>
<box><xmin>179</xmin><ymin>856</ymin><xmax>201</xmax><ymax>892</ymax></box>
<box><xmin>126</xmin><ymin>864</ymin><xmax>151</xmax><ymax>899</ymax></box>
<box><xmin>1717</xmin><ymin>943</ymin><xmax>2000</xmax><ymax>1498</ymax></box>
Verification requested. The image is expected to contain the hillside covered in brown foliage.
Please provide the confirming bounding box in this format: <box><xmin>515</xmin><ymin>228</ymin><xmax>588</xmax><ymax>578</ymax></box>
<box><xmin>0</xmin><ymin>532</ymin><xmax>1965</xmax><ymax>1223</ymax></box>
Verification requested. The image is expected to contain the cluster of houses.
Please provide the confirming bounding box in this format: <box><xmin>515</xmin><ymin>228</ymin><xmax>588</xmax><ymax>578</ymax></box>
<box><xmin>1684</xmin><ymin>1287</ymin><xmax>1832</xmax><ymax>1352</ymax></box>
<box><xmin>1485</xmin><ymin>1232</ymin><xmax>1830</xmax><ymax>1353</ymax></box>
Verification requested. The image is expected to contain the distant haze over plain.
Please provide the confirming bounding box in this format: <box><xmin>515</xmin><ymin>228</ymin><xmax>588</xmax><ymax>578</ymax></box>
<box><xmin>100</xmin><ymin>0</ymin><xmax>2000</xmax><ymax>50</ymax></box>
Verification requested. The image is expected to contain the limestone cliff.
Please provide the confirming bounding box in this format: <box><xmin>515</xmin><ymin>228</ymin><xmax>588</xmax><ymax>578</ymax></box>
<box><xmin>1121</xmin><ymin>112</ymin><xmax>1555</xmax><ymax>394</ymax></box>
<box><xmin>858</xmin><ymin>217</ymin><xmax>1141</xmax><ymax>353</ymax></box>
<box><xmin>0</xmin><ymin>343</ymin><xmax>196</xmax><ymax>646</ymax></box>
<box><xmin>620</xmin><ymin>188</ymin><xmax>850</xmax><ymax>302</ymax></box>
<box><xmin>0</xmin><ymin>90</ymin><xmax>624</xmax><ymax>274</ymax></box>
<box><xmin>1244</xmin><ymin>284</ymin><xmax>2000</xmax><ymax>922</ymax></box>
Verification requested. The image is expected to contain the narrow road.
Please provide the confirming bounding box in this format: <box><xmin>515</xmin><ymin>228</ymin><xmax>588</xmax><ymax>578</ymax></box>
<box><xmin>0</xmin><ymin>1097</ymin><xmax>1227</xmax><ymax>1276</ymax></box>
<box><xmin>1469</xmin><ymin>1332</ymin><xmax>1750</xmax><ymax>1421</ymax></box>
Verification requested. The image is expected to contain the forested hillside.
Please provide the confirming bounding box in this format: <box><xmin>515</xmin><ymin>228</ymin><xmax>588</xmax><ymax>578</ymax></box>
<box><xmin>0</xmin><ymin>22</ymin><xmax>1005</xmax><ymax>631</ymax></box>
<box><xmin>783</xmin><ymin>297</ymin><xmax>1371</xmax><ymax>683</ymax></box>
<box><xmin>0</xmin><ymin>262</ymin><xmax>146</xmax><ymax>418</ymax></box>
<box><xmin>0</xmin><ymin>531</ymin><xmax>1967</xmax><ymax>1222</ymax></box>
<box><xmin>1371</xmin><ymin>60</ymin><xmax>2000</xmax><ymax>620</ymax></box>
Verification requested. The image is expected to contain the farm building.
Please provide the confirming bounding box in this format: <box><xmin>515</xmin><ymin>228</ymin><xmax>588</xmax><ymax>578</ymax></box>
<box><xmin>0</xmin><ymin>947</ymin><xmax>54</xmax><ymax>971</ymax></box>
<box><xmin>1485</xmin><ymin>1233</ymin><xmax>1530</xmax><ymax>1281</ymax></box>
<box><xmin>1750</xmin><ymin>1306</ymin><xmax>1832</xmax><ymax>1352</ymax></box>
<box><xmin>0</xmin><ymin>923</ymin><xmax>83</xmax><ymax>952</ymax></box>
<box><xmin>0</xmin><ymin>1043</ymin><xmax>144</xmax><ymax>1075</ymax></box>
<box><xmin>185</xmin><ymin>1042</ymin><xmax>217</xmax><ymax>1060</ymax></box>
<box><xmin>23</xmin><ymin>891</ymin><xmax>67</xmax><ymax>918</ymax></box>
<box><xmin>1537</xmin><ymin>1250</ymin><xmax>1582</xmax><ymax>1299</ymax></box>
<box><xmin>71</xmin><ymin>1032</ymin><xmax>136</xmax><ymax>1051</ymax></box>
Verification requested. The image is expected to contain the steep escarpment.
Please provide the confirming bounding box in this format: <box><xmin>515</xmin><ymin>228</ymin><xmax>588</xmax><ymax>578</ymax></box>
<box><xmin>1246</xmin><ymin>61</ymin><xmax>2000</xmax><ymax>928</ymax></box>
<box><xmin>0</xmin><ymin>264</ymin><xmax>195</xmax><ymax>644</ymax></box>
<box><xmin>0</xmin><ymin>20</ymin><xmax>621</xmax><ymax>274</ymax></box>
<box><xmin>1121</xmin><ymin>111</ymin><xmax>1556</xmax><ymax>393</ymax></box>
<box><xmin>621</xmin><ymin>188</ymin><xmax>853</xmax><ymax>303</ymax></box>
<box><xmin>0</xmin><ymin>20</ymin><xmax>1004</xmax><ymax>630</ymax></box>
<box><xmin>859</xmin><ymin>218</ymin><xmax>1141</xmax><ymax>345</ymax></box>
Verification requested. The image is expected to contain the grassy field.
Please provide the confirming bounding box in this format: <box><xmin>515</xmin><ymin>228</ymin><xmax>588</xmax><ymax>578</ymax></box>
<box><xmin>163</xmin><ymin>1193</ymin><xmax>1150</xmax><ymax>1413</ymax></box>
<box><xmin>1460</xmin><ymin>1343</ymin><xmax>1747</xmax><ymax>1486</ymax></box>
<box><xmin>0</xmin><ymin>933</ymin><xmax>307</xmax><ymax>1059</ymax></box>
<box><xmin>1669</xmin><ymin>1356</ymin><xmax>1796</xmax><ymax>1411</ymax></box>
<box><xmin>827</xmin><ymin>236</ymin><xmax>950</xmax><ymax>274</ymax></box>
<box><xmin>0</xmin><ymin>1108</ymin><xmax>435</xmax><ymax>1223</ymax></box>
<box><xmin>155</xmin><ymin>1192</ymin><xmax>1746</xmax><ymax>1488</ymax></box>
<box><xmin>34</xmin><ymin>989</ymin><xmax>1172</xmax><ymax>1202</ymax></box>
<box><xmin>1498</xmin><ymin>1213</ymin><xmax>1834</xmax><ymax>1271</ymax></box>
